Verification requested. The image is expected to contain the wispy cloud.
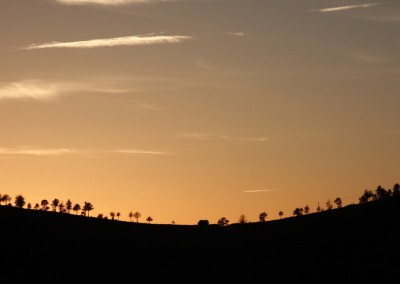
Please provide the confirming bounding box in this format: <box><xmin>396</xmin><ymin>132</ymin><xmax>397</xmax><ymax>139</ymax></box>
<box><xmin>243</xmin><ymin>189</ymin><xmax>276</xmax><ymax>193</ymax></box>
<box><xmin>0</xmin><ymin>147</ymin><xmax>175</xmax><ymax>157</ymax></box>
<box><xmin>312</xmin><ymin>3</ymin><xmax>381</xmax><ymax>13</ymax></box>
<box><xmin>0</xmin><ymin>148</ymin><xmax>76</xmax><ymax>156</ymax></box>
<box><xmin>54</xmin><ymin>0</ymin><xmax>170</xmax><ymax>5</ymax></box>
<box><xmin>356</xmin><ymin>53</ymin><xmax>384</xmax><ymax>63</ymax></box>
<box><xmin>0</xmin><ymin>80</ymin><xmax>125</xmax><ymax>102</ymax></box>
<box><xmin>114</xmin><ymin>149</ymin><xmax>174</xmax><ymax>155</ymax></box>
<box><xmin>21</xmin><ymin>34</ymin><xmax>192</xmax><ymax>50</ymax></box>
<box><xmin>180</xmin><ymin>133</ymin><xmax>268</xmax><ymax>142</ymax></box>
<box><xmin>228</xmin><ymin>32</ymin><xmax>245</xmax><ymax>37</ymax></box>
<box><xmin>0</xmin><ymin>80</ymin><xmax>69</xmax><ymax>101</ymax></box>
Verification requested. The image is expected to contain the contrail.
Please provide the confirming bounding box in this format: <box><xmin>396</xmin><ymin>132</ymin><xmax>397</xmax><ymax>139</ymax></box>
<box><xmin>21</xmin><ymin>35</ymin><xmax>192</xmax><ymax>50</ymax></box>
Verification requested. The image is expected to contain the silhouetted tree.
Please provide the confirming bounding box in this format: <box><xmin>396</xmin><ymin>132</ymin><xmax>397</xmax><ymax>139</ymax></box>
<box><xmin>133</xmin><ymin>211</ymin><xmax>141</xmax><ymax>223</ymax></box>
<box><xmin>41</xmin><ymin>200</ymin><xmax>49</xmax><ymax>211</ymax></box>
<box><xmin>359</xmin><ymin>189</ymin><xmax>375</xmax><ymax>203</ymax></box>
<box><xmin>326</xmin><ymin>199</ymin><xmax>333</xmax><ymax>210</ymax></box>
<box><xmin>14</xmin><ymin>194</ymin><xmax>26</xmax><ymax>208</ymax></box>
<box><xmin>34</xmin><ymin>203</ymin><xmax>39</xmax><ymax>210</ymax></box>
<box><xmin>97</xmin><ymin>214</ymin><xmax>103</xmax><ymax>218</ymax></box>
<box><xmin>304</xmin><ymin>205</ymin><xmax>310</xmax><ymax>214</ymax></box>
<box><xmin>73</xmin><ymin>204</ymin><xmax>81</xmax><ymax>215</ymax></box>
<box><xmin>217</xmin><ymin>217</ymin><xmax>229</xmax><ymax>226</ymax></box>
<box><xmin>393</xmin><ymin>183</ymin><xmax>400</xmax><ymax>196</ymax></box>
<box><xmin>110</xmin><ymin>212</ymin><xmax>115</xmax><ymax>220</ymax></box>
<box><xmin>66</xmin><ymin>199</ymin><xmax>72</xmax><ymax>213</ymax></box>
<box><xmin>259</xmin><ymin>212</ymin><xmax>268</xmax><ymax>222</ymax></box>
<box><xmin>146</xmin><ymin>216</ymin><xmax>153</xmax><ymax>223</ymax></box>
<box><xmin>51</xmin><ymin>199</ymin><xmax>60</xmax><ymax>212</ymax></box>
<box><xmin>238</xmin><ymin>214</ymin><xmax>247</xmax><ymax>224</ymax></box>
<box><xmin>27</xmin><ymin>203</ymin><xmax>32</xmax><ymax>209</ymax></box>
<box><xmin>83</xmin><ymin>202</ymin><xmax>94</xmax><ymax>217</ymax></box>
<box><xmin>128</xmin><ymin>211</ymin><xmax>133</xmax><ymax>222</ymax></box>
<box><xmin>334</xmin><ymin>197</ymin><xmax>342</xmax><ymax>208</ymax></box>
<box><xmin>316</xmin><ymin>203</ymin><xmax>322</xmax><ymax>212</ymax></box>
<box><xmin>278</xmin><ymin>211</ymin><xmax>284</xmax><ymax>219</ymax></box>
<box><xmin>374</xmin><ymin>186</ymin><xmax>390</xmax><ymax>200</ymax></box>
<box><xmin>59</xmin><ymin>202</ymin><xmax>65</xmax><ymax>213</ymax></box>
<box><xmin>2</xmin><ymin>194</ymin><xmax>11</xmax><ymax>205</ymax></box>
<box><xmin>116</xmin><ymin>212</ymin><xmax>121</xmax><ymax>220</ymax></box>
<box><xmin>171</xmin><ymin>220</ymin><xmax>175</xmax><ymax>225</ymax></box>
<box><xmin>293</xmin><ymin>208</ymin><xmax>303</xmax><ymax>216</ymax></box>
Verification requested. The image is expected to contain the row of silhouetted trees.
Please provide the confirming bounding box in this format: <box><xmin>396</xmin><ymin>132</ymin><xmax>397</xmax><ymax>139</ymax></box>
<box><xmin>1</xmin><ymin>183</ymin><xmax>399</xmax><ymax>225</ymax></box>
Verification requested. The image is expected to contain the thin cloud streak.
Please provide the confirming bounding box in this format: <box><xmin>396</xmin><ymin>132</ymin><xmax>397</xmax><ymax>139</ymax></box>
<box><xmin>55</xmin><ymin>0</ymin><xmax>170</xmax><ymax>5</ymax></box>
<box><xmin>0</xmin><ymin>80</ymin><xmax>126</xmax><ymax>101</ymax></box>
<box><xmin>0</xmin><ymin>80</ymin><xmax>64</xmax><ymax>101</ymax></box>
<box><xmin>0</xmin><ymin>147</ymin><xmax>175</xmax><ymax>157</ymax></box>
<box><xmin>21</xmin><ymin>35</ymin><xmax>192</xmax><ymax>50</ymax></box>
<box><xmin>180</xmin><ymin>133</ymin><xmax>268</xmax><ymax>142</ymax></box>
<box><xmin>228</xmin><ymin>32</ymin><xmax>245</xmax><ymax>37</ymax></box>
<box><xmin>243</xmin><ymin>189</ymin><xmax>276</xmax><ymax>193</ymax></box>
<box><xmin>0</xmin><ymin>148</ymin><xmax>76</xmax><ymax>156</ymax></box>
<box><xmin>114</xmin><ymin>149</ymin><xmax>174</xmax><ymax>155</ymax></box>
<box><xmin>315</xmin><ymin>3</ymin><xmax>381</xmax><ymax>13</ymax></box>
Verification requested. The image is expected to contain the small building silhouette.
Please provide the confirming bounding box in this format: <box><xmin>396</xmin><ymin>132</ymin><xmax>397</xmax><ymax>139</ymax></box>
<box><xmin>197</xmin><ymin>219</ymin><xmax>209</xmax><ymax>226</ymax></box>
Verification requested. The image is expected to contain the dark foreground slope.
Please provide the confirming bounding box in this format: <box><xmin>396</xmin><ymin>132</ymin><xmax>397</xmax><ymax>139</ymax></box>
<box><xmin>1</xmin><ymin>198</ymin><xmax>400</xmax><ymax>283</ymax></box>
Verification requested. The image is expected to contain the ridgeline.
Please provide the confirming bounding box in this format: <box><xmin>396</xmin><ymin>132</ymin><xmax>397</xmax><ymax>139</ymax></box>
<box><xmin>1</xmin><ymin>197</ymin><xmax>400</xmax><ymax>283</ymax></box>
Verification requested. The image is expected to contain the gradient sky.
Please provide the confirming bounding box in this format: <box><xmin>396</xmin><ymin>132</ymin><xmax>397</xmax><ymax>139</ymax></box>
<box><xmin>1</xmin><ymin>0</ymin><xmax>399</xmax><ymax>224</ymax></box>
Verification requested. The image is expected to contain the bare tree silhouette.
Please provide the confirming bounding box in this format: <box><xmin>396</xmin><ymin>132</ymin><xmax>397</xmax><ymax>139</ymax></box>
<box><xmin>238</xmin><ymin>214</ymin><xmax>247</xmax><ymax>224</ymax></box>
<box><xmin>326</xmin><ymin>200</ymin><xmax>333</xmax><ymax>210</ymax></box>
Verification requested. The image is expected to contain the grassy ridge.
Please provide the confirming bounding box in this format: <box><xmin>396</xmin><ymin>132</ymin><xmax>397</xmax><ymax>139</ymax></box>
<box><xmin>1</xmin><ymin>198</ymin><xmax>400</xmax><ymax>282</ymax></box>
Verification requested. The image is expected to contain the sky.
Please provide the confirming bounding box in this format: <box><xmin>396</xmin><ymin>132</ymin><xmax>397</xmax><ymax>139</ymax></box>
<box><xmin>1</xmin><ymin>0</ymin><xmax>399</xmax><ymax>224</ymax></box>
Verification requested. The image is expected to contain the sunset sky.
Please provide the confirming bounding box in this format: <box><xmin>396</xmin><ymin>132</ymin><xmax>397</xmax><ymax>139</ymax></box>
<box><xmin>1</xmin><ymin>0</ymin><xmax>399</xmax><ymax>224</ymax></box>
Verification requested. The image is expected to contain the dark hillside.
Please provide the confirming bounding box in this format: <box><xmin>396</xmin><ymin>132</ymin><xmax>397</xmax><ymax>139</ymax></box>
<box><xmin>1</xmin><ymin>198</ymin><xmax>400</xmax><ymax>283</ymax></box>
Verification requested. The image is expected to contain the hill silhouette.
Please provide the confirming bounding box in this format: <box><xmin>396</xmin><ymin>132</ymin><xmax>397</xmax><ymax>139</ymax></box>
<box><xmin>1</xmin><ymin>197</ymin><xmax>400</xmax><ymax>283</ymax></box>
